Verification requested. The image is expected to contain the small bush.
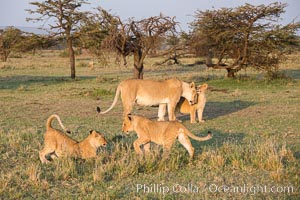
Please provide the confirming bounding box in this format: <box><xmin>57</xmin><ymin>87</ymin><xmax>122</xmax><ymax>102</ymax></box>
<box><xmin>265</xmin><ymin>70</ymin><xmax>291</xmax><ymax>81</ymax></box>
<box><xmin>92</xmin><ymin>88</ymin><xmax>114</xmax><ymax>97</ymax></box>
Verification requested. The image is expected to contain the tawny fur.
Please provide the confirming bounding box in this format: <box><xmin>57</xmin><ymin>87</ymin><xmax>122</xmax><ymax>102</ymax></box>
<box><xmin>39</xmin><ymin>114</ymin><xmax>107</xmax><ymax>164</ymax></box>
<box><xmin>178</xmin><ymin>83</ymin><xmax>208</xmax><ymax>123</ymax></box>
<box><xmin>97</xmin><ymin>78</ymin><xmax>197</xmax><ymax>121</ymax></box>
<box><xmin>122</xmin><ymin>114</ymin><xmax>212</xmax><ymax>158</ymax></box>
<box><xmin>158</xmin><ymin>84</ymin><xmax>208</xmax><ymax>123</ymax></box>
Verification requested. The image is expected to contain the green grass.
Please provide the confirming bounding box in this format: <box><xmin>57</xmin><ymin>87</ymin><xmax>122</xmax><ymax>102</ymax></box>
<box><xmin>0</xmin><ymin>51</ymin><xmax>299</xmax><ymax>199</ymax></box>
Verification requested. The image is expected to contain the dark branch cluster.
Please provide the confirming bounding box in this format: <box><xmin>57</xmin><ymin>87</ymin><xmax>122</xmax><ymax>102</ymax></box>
<box><xmin>96</xmin><ymin>9</ymin><xmax>177</xmax><ymax>59</ymax></box>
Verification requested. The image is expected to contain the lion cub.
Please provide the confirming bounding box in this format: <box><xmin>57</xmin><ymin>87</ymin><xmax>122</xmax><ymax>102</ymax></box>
<box><xmin>39</xmin><ymin>114</ymin><xmax>107</xmax><ymax>163</ymax></box>
<box><xmin>122</xmin><ymin>114</ymin><xmax>212</xmax><ymax>158</ymax></box>
<box><xmin>178</xmin><ymin>83</ymin><xmax>208</xmax><ymax>123</ymax></box>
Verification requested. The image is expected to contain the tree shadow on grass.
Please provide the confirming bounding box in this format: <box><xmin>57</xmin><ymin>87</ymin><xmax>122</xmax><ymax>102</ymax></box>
<box><xmin>283</xmin><ymin>69</ymin><xmax>300</xmax><ymax>80</ymax></box>
<box><xmin>178</xmin><ymin>100</ymin><xmax>256</xmax><ymax>122</ymax></box>
<box><xmin>0</xmin><ymin>75</ymin><xmax>95</xmax><ymax>90</ymax></box>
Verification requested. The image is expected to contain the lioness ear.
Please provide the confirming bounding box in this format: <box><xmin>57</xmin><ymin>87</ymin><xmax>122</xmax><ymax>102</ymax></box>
<box><xmin>190</xmin><ymin>82</ymin><xmax>195</xmax><ymax>88</ymax></box>
<box><xmin>90</xmin><ymin>130</ymin><xmax>94</xmax><ymax>134</ymax></box>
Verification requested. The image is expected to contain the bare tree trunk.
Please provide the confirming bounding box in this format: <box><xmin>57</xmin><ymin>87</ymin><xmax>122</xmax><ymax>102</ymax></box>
<box><xmin>1</xmin><ymin>50</ymin><xmax>10</xmax><ymax>62</ymax></box>
<box><xmin>133</xmin><ymin>49</ymin><xmax>144</xmax><ymax>79</ymax></box>
<box><xmin>226</xmin><ymin>66</ymin><xmax>244</xmax><ymax>78</ymax></box>
<box><xmin>226</xmin><ymin>68</ymin><xmax>236</xmax><ymax>78</ymax></box>
<box><xmin>205</xmin><ymin>48</ymin><xmax>213</xmax><ymax>67</ymax></box>
<box><xmin>67</xmin><ymin>37</ymin><xmax>76</xmax><ymax>79</ymax></box>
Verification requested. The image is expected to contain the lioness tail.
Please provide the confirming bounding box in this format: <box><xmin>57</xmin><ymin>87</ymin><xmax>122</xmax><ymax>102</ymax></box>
<box><xmin>46</xmin><ymin>114</ymin><xmax>70</xmax><ymax>133</ymax></box>
<box><xmin>97</xmin><ymin>85</ymin><xmax>121</xmax><ymax>114</ymax></box>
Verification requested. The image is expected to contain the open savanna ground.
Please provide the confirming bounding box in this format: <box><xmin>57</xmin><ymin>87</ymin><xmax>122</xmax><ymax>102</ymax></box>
<box><xmin>0</xmin><ymin>51</ymin><xmax>299</xmax><ymax>199</ymax></box>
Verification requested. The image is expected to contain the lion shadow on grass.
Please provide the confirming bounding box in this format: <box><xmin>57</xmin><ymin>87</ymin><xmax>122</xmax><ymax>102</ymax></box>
<box><xmin>189</xmin><ymin>129</ymin><xmax>245</xmax><ymax>155</ymax></box>
<box><xmin>177</xmin><ymin>100</ymin><xmax>256</xmax><ymax>122</ymax></box>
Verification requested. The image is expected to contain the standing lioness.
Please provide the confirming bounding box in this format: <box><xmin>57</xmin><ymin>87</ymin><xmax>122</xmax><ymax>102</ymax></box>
<box><xmin>39</xmin><ymin>114</ymin><xmax>107</xmax><ymax>163</ymax></box>
<box><xmin>122</xmin><ymin>114</ymin><xmax>212</xmax><ymax>158</ymax></box>
<box><xmin>97</xmin><ymin>78</ymin><xmax>197</xmax><ymax>121</ymax></box>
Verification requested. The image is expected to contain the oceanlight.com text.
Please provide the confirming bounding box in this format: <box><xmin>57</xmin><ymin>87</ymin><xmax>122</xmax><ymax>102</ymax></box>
<box><xmin>136</xmin><ymin>183</ymin><xmax>295</xmax><ymax>196</ymax></box>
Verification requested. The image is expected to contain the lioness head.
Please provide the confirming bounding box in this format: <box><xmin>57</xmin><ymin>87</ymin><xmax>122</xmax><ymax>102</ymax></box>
<box><xmin>122</xmin><ymin>114</ymin><xmax>134</xmax><ymax>134</ymax></box>
<box><xmin>183</xmin><ymin>82</ymin><xmax>197</xmax><ymax>105</ymax></box>
<box><xmin>89</xmin><ymin>130</ymin><xmax>107</xmax><ymax>147</ymax></box>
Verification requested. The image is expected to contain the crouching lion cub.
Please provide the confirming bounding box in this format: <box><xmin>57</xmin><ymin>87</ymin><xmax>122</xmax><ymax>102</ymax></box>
<box><xmin>39</xmin><ymin>114</ymin><xmax>107</xmax><ymax>164</ymax></box>
<box><xmin>122</xmin><ymin>114</ymin><xmax>212</xmax><ymax>158</ymax></box>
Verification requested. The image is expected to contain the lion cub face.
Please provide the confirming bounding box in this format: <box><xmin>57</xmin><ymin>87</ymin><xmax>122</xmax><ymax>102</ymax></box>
<box><xmin>193</xmin><ymin>84</ymin><xmax>208</xmax><ymax>103</ymax></box>
<box><xmin>89</xmin><ymin>130</ymin><xmax>107</xmax><ymax>147</ymax></box>
<box><xmin>197</xmin><ymin>84</ymin><xmax>208</xmax><ymax>95</ymax></box>
<box><xmin>122</xmin><ymin>115</ymin><xmax>134</xmax><ymax>134</ymax></box>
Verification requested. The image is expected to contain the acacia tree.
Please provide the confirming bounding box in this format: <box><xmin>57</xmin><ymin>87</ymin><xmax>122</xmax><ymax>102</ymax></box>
<box><xmin>19</xmin><ymin>34</ymin><xmax>61</xmax><ymax>55</ymax></box>
<box><xmin>78</xmin><ymin>9</ymin><xmax>109</xmax><ymax>59</ymax></box>
<box><xmin>85</xmin><ymin>9</ymin><xmax>177</xmax><ymax>79</ymax></box>
<box><xmin>0</xmin><ymin>27</ymin><xmax>23</xmax><ymax>62</ymax></box>
<box><xmin>155</xmin><ymin>32</ymin><xmax>196</xmax><ymax>65</ymax></box>
<box><xmin>0</xmin><ymin>27</ymin><xmax>57</xmax><ymax>60</ymax></box>
<box><xmin>27</xmin><ymin>0</ymin><xmax>89</xmax><ymax>79</ymax></box>
<box><xmin>191</xmin><ymin>2</ymin><xmax>300</xmax><ymax>78</ymax></box>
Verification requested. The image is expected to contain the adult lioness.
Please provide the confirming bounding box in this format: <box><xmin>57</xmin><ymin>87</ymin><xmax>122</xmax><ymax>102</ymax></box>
<box><xmin>122</xmin><ymin>114</ymin><xmax>212</xmax><ymax>158</ymax></box>
<box><xmin>97</xmin><ymin>78</ymin><xmax>197</xmax><ymax>121</ymax></box>
<box><xmin>158</xmin><ymin>84</ymin><xmax>208</xmax><ymax>123</ymax></box>
<box><xmin>39</xmin><ymin>114</ymin><xmax>107</xmax><ymax>163</ymax></box>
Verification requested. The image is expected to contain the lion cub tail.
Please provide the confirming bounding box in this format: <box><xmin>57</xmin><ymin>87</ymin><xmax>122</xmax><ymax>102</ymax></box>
<box><xmin>182</xmin><ymin>128</ymin><xmax>212</xmax><ymax>142</ymax></box>
<box><xmin>46</xmin><ymin>114</ymin><xmax>70</xmax><ymax>133</ymax></box>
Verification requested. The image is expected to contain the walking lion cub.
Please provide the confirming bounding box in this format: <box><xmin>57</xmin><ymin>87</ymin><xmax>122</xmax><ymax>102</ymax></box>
<box><xmin>39</xmin><ymin>114</ymin><xmax>107</xmax><ymax>163</ymax></box>
<box><xmin>122</xmin><ymin>114</ymin><xmax>212</xmax><ymax>158</ymax></box>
